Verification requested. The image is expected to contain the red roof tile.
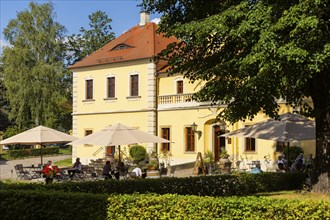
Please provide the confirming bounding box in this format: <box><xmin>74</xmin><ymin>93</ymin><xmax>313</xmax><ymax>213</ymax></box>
<box><xmin>69</xmin><ymin>22</ymin><xmax>178</xmax><ymax>70</ymax></box>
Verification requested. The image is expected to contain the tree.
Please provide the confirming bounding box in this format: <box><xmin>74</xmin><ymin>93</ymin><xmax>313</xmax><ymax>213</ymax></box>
<box><xmin>66</xmin><ymin>10</ymin><xmax>115</xmax><ymax>65</ymax></box>
<box><xmin>142</xmin><ymin>0</ymin><xmax>330</xmax><ymax>191</ymax></box>
<box><xmin>0</xmin><ymin>64</ymin><xmax>11</xmax><ymax>131</ymax></box>
<box><xmin>1</xmin><ymin>2</ymin><xmax>72</xmax><ymax>131</ymax></box>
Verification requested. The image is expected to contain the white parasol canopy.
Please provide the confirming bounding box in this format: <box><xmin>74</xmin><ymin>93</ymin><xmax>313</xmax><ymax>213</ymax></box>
<box><xmin>221</xmin><ymin>112</ymin><xmax>315</xmax><ymax>142</ymax></box>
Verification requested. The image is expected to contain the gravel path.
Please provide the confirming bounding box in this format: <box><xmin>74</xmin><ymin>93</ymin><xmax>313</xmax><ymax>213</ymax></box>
<box><xmin>0</xmin><ymin>155</ymin><xmax>71</xmax><ymax>180</ymax></box>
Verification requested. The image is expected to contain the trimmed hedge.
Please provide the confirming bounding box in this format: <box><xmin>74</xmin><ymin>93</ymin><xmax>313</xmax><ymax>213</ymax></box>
<box><xmin>0</xmin><ymin>189</ymin><xmax>108</xmax><ymax>220</ymax></box>
<box><xmin>0</xmin><ymin>172</ymin><xmax>305</xmax><ymax>196</ymax></box>
<box><xmin>107</xmin><ymin>194</ymin><xmax>330</xmax><ymax>219</ymax></box>
<box><xmin>7</xmin><ymin>146</ymin><xmax>60</xmax><ymax>158</ymax></box>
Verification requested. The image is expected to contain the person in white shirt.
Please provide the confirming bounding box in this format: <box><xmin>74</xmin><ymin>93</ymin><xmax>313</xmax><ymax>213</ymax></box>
<box><xmin>132</xmin><ymin>167</ymin><xmax>142</xmax><ymax>177</ymax></box>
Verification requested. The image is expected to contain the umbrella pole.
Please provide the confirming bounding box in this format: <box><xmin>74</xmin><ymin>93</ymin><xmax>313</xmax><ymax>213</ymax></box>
<box><xmin>40</xmin><ymin>144</ymin><xmax>43</xmax><ymax>165</ymax></box>
<box><xmin>118</xmin><ymin>145</ymin><xmax>121</xmax><ymax>164</ymax></box>
<box><xmin>287</xmin><ymin>142</ymin><xmax>290</xmax><ymax>171</ymax></box>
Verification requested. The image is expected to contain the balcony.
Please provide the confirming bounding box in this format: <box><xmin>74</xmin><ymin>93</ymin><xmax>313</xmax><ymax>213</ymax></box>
<box><xmin>158</xmin><ymin>93</ymin><xmax>201</xmax><ymax>109</ymax></box>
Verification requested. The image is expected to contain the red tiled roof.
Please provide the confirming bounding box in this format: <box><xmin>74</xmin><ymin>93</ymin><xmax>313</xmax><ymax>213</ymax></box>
<box><xmin>69</xmin><ymin>22</ymin><xmax>178</xmax><ymax>70</ymax></box>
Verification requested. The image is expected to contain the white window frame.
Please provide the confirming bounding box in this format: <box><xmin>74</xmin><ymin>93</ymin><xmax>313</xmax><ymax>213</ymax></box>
<box><xmin>128</xmin><ymin>71</ymin><xmax>140</xmax><ymax>97</ymax></box>
<box><xmin>105</xmin><ymin>74</ymin><xmax>116</xmax><ymax>99</ymax></box>
<box><xmin>84</xmin><ymin>76</ymin><xmax>94</xmax><ymax>101</ymax></box>
<box><xmin>174</xmin><ymin>77</ymin><xmax>184</xmax><ymax>94</ymax></box>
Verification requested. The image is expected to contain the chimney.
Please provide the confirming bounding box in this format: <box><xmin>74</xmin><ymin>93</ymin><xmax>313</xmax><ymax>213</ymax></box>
<box><xmin>139</xmin><ymin>11</ymin><xmax>150</xmax><ymax>26</ymax></box>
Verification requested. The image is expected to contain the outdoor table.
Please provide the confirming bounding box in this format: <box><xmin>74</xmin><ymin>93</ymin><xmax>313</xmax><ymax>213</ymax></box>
<box><xmin>23</xmin><ymin>166</ymin><xmax>42</xmax><ymax>178</ymax></box>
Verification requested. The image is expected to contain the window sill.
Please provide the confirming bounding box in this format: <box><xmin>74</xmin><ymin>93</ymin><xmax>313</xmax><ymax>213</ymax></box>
<box><xmin>184</xmin><ymin>151</ymin><xmax>196</xmax><ymax>154</ymax></box>
<box><xmin>126</xmin><ymin>96</ymin><xmax>141</xmax><ymax>99</ymax></box>
<box><xmin>103</xmin><ymin>97</ymin><xmax>118</xmax><ymax>101</ymax></box>
<box><xmin>82</xmin><ymin>99</ymin><xmax>95</xmax><ymax>102</ymax></box>
<box><xmin>243</xmin><ymin>151</ymin><xmax>257</xmax><ymax>154</ymax></box>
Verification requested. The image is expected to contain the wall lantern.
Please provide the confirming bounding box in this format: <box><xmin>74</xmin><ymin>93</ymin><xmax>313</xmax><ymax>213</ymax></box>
<box><xmin>191</xmin><ymin>122</ymin><xmax>202</xmax><ymax>139</ymax></box>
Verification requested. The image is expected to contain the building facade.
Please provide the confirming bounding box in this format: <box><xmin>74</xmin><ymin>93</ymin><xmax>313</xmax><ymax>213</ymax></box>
<box><xmin>70</xmin><ymin>12</ymin><xmax>315</xmax><ymax>171</ymax></box>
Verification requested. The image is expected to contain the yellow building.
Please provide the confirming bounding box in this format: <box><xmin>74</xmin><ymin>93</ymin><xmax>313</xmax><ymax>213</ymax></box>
<box><xmin>69</xmin><ymin>12</ymin><xmax>315</xmax><ymax>171</ymax></box>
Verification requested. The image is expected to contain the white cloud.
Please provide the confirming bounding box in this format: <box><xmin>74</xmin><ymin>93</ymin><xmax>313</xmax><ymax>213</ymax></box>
<box><xmin>151</xmin><ymin>18</ymin><xmax>160</xmax><ymax>24</ymax></box>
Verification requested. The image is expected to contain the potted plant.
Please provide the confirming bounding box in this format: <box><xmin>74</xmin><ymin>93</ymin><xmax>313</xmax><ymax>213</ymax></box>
<box><xmin>203</xmin><ymin>150</ymin><xmax>214</xmax><ymax>174</ymax></box>
<box><xmin>219</xmin><ymin>147</ymin><xmax>231</xmax><ymax>173</ymax></box>
<box><xmin>158</xmin><ymin>150</ymin><xmax>173</xmax><ymax>175</ymax></box>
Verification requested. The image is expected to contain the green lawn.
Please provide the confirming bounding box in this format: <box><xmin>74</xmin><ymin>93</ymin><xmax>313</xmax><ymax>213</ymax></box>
<box><xmin>256</xmin><ymin>191</ymin><xmax>330</xmax><ymax>202</ymax></box>
<box><xmin>54</xmin><ymin>158</ymin><xmax>72</xmax><ymax>167</ymax></box>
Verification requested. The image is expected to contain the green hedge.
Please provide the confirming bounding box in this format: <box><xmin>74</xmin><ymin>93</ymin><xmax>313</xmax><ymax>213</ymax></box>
<box><xmin>0</xmin><ymin>189</ymin><xmax>108</xmax><ymax>220</ymax></box>
<box><xmin>0</xmin><ymin>172</ymin><xmax>305</xmax><ymax>196</ymax></box>
<box><xmin>107</xmin><ymin>194</ymin><xmax>330</xmax><ymax>219</ymax></box>
<box><xmin>7</xmin><ymin>146</ymin><xmax>60</xmax><ymax>158</ymax></box>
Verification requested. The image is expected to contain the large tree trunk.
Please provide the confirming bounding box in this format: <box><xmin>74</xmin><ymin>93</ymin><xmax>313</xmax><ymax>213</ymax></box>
<box><xmin>310</xmin><ymin>70</ymin><xmax>330</xmax><ymax>193</ymax></box>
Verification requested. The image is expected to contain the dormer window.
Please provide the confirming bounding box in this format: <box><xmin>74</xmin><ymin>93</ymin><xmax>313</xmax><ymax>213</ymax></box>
<box><xmin>111</xmin><ymin>44</ymin><xmax>133</xmax><ymax>51</ymax></box>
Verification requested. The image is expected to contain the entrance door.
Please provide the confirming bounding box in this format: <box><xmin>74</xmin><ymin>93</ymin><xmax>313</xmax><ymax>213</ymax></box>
<box><xmin>213</xmin><ymin>125</ymin><xmax>226</xmax><ymax>161</ymax></box>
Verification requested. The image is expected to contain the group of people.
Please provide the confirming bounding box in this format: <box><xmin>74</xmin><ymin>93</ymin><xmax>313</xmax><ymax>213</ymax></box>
<box><xmin>102</xmin><ymin>158</ymin><xmax>144</xmax><ymax>180</ymax></box>
<box><xmin>277</xmin><ymin>153</ymin><xmax>314</xmax><ymax>173</ymax></box>
<box><xmin>41</xmin><ymin>158</ymin><xmax>83</xmax><ymax>183</ymax></box>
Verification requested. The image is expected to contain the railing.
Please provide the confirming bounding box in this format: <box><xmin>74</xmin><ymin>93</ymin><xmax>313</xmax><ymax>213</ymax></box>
<box><xmin>158</xmin><ymin>93</ymin><xmax>194</xmax><ymax>104</ymax></box>
<box><xmin>92</xmin><ymin>147</ymin><xmax>104</xmax><ymax>157</ymax></box>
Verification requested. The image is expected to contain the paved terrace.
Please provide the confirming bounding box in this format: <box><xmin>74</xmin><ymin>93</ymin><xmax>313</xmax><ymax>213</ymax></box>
<box><xmin>0</xmin><ymin>155</ymin><xmax>195</xmax><ymax>181</ymax></box>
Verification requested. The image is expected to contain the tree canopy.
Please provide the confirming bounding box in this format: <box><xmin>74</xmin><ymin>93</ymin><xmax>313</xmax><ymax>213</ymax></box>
<box><xmin>0</xmin><ymin>65</ymin><xmax>11</xmax><ymax>131</ymax></box>
<box><xmin>142</xmin><ymin>0</ymin><xmax>330</xmax><ymax>189</ymax></box>
<box><xmin>1</xmin><ymin>2</ymin><xmax>72</xmax><ymax>131</ymax></box>
<box><xmin>66</xmin><ymin>10</ymin><xmax>115</xmax><ymax>65</ymax></box>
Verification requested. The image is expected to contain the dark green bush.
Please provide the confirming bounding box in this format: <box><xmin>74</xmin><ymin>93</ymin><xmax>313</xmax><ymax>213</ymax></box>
<box><xmin>7</xmin><ymin>146</ymin><xmax>60</xmax><ymax>158</ymax></box>
<box><xmin>0</xmin><ymin>172</ymin><xmax>305</xmax><ymax>196</ymax></box>
<box><xmin>283</xmin><ymin>146</ymin><xmax>304</xmax><ymax>162</ymax></box>
<box><xmin>0</xmin><ymin>189</ymin><xmax>108</xmax><ymax>220</ymax></box>
<box><xmin>107</xmin><ymin>193</ymin><xmax>330</xmax><ymax>219</ymax></box>
<box><xmin>129</xmin><ymin>145</ymin><xmax>147</xmax><ymax>162</ymax></box>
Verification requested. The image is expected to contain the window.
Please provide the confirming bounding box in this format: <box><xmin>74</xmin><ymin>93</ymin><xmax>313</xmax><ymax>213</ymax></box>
<box><xmin>161</xmin><ymin>128</ymin><xmax>170</xmax><ymax>151</ymax></box>
<box><xmin>85</xmin><ymin>130</ymin><xmax>93</xmax><ymax>136</ymax></box>
<box><xmin>276</xmin><ymin>142</ymin><xmax>288</xmax><ymax>152</ymax></box>
<box><xmin>107</xmin><ymin>77</ymin><xmax>115</xmax><ymax>98</ymax></box>
<box><xmin>177</xmin><ymin>80</ymin><xmax>183</xmax><ymax>94</ymax></box>
<box><xmin>245</xmin><ymin>137</ymin><xmax>256</xmax><ymax>152</ymax></box>
<box><xmin>85</xmin><ymin>79</ymin><xmax>93</xmax><ymax>100</ymax></box>
<box><xmin>130</xmin><ymin>74</ymin><xmax>139</xmax><ymax>96</ymax></box>
<box><xmin>185</xmin><ymin>127</ymin><xmax>195</xmax><ymax>152</ymax></box>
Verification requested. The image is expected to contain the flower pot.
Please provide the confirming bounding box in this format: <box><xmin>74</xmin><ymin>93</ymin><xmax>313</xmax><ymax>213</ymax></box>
<box><xmin>219</xmin><ymin>158</ymin><xmax>232</xmax><ymax>173</ymax></box>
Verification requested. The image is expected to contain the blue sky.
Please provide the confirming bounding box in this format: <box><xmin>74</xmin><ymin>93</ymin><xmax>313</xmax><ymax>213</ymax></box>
<box><xmin>0</xmin><ymin>0</ymin><xmax>160</xmax><ymax>53</ymax></box>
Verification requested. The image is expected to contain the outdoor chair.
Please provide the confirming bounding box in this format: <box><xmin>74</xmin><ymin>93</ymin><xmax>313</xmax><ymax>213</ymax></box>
<box><xmin>169</xmin><ymin>166</ymin><xmax>176</xmax><ymax>177</ymax></box>
<box><xmin>128</xmin><ymin>172</ymin><xmax>138</xmax><ymax>179</ymax></box>
<box><xmin>119</xmin><ymin>165</ymin><xmax>129</xmax><ymax>179</ymax></box>
<box><xmin>14</xmin><ymin>164</ymin><xmax>32</xmax><ymax>180</ymax></box>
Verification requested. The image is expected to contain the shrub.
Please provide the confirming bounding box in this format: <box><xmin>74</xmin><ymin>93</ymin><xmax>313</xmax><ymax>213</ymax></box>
<box><xmin>107</xmin><ymin>194</ymin><xmax>330</xmax><ymax>219</ymax></box>
<box><xmin>0</xmin><ymin>172</ymin><xmax>306</xmax><ymax>197</ymax></box>
<box><xmin>283</xmin><ymin>146</ymin><xmax>304</xmax><ymax>162</ymax></box>
<box><xmin>7</xmin><ymin>146</ymin><xmax>59</xmax><ymax>159</ymax></box>
<box><xmin>129</xmin><ymin>145</ymin><xmax>147</xmax><ymax>162</ymax></box>
<box><xmin>0</xmin><ymin>189</ymin><xmax>108</xmax><ymax>220</ymax></box>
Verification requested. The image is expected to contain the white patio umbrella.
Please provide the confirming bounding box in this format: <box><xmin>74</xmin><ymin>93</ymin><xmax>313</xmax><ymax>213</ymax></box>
<box><xmin>68</xmin><ymin>123</ymin><xmax>171</xmax><ymax>163</ymax></box>
<box><xmin>221</xmin><ymin>113</ymin><xmax>315</xmax><ymax>141</ymax></box>
<box><xmin>221</xmin><ymin>112</ymin><xmax>315</xmax><ymax>164</ymax></box>
<box><xmin>0</xmin><ymin>125</ymin><xmax>77</xmax><ymax>164</ymax></box>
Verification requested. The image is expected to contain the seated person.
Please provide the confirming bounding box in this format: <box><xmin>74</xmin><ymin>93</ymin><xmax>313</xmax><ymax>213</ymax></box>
<box><xmin>277</xmin><ymin>162</ymin><xmax>285</xmax><ymax>172</ymax></box>
<box><xmin>102</xmin><ymin>161</ymin><xmax>112</xmax><ymax>179</ymax></box>
<box><xmin>290</xmin><ymin>158</ymin><xmax>303</xmax><ymax>172</ymax></box>
<box><xmin>68</xmin><ymin>157</ymin><xmax>82</xmax><ymax>179</ymax></box>
<box><xmin>41</xmin><ymin>160</ymin><xmax>60</xmax><ymax>183</ymax></box>
<box><xmin>132</xmin><ymin>167</ymin><xmax>142</xmax><ymax>178</ymax></box>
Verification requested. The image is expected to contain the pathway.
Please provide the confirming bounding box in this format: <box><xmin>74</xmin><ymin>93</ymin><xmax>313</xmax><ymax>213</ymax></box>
<box><xmin>0</xmin><ymin>155</ymin><xmax>71</xmax><ymax>180</ymax></box>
